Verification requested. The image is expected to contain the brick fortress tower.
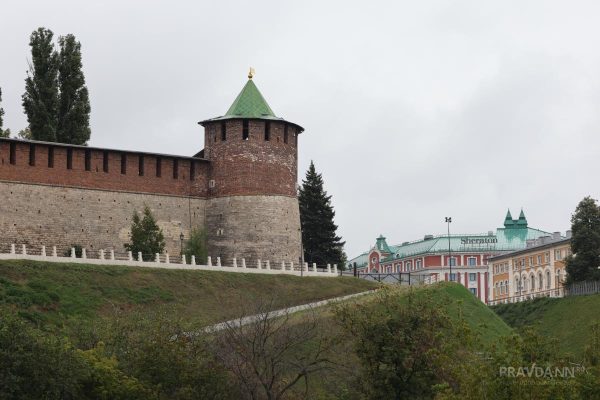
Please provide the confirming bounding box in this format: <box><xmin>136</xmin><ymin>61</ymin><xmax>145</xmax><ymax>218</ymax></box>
<box><xmin>200</xmin><ymin>71</ymin><xmax>304</xmax><ymax>265</ymax></box>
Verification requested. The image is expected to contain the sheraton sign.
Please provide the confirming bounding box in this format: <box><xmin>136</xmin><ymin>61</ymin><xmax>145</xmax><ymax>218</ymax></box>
<box><xmin>461</xmin><ymin>237</ymin><xmax>498</xmax><ymax>245</ymax></box>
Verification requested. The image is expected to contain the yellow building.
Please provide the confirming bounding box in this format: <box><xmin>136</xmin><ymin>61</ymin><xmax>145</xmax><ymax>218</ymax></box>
<box><xmin>488</xmin><ymin>233</ymin><xmax>571</xmax><ymax>305</ymax></box>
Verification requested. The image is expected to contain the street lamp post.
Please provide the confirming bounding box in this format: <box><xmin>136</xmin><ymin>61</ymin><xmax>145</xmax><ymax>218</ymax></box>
<box><xmin>445</xmin><ymin>217</ymin><xmax>452</xmax><ymax>281</ymax></box>
<box><xmin>179</xmin><ymin>232</ymin><xmax>184</xmax><ymax>258</ymax></box>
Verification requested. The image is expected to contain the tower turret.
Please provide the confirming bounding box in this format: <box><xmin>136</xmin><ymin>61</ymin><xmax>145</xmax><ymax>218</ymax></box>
<box><xmin>199</xmin><ymin>74</ymin><xmax>304</xmax><ymax>264</ymax></box>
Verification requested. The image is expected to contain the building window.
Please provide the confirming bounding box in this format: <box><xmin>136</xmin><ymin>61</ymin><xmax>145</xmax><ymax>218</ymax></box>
<box><xmin>47</xmin><ymin>146</ymin><xmax>54</xmax><ymax>168</ymax></box>
<box><xmin>67</xmin><ymin>148</ymin><xmax>73</xmax><ymax>170</ymax></box>
<box><xmin>546</xmin><ymin>270</ymin><xmax>551</xmax><ymax>289</ymax></box>
<box><xmin>469</xmin><ymin>288</ymin><xmax>477</xmax><ymax>295</ymax></box>
<box><xmin>242</xmin><ymin>120</ymin><xmax>249</xmax><ymax>140</ymax></box>
<box><xmin>85</xmin><ymin>149</ymin><xmax>91</xmax><ymax>171</ymax></box>
<box><xmin>416</xmin><ymin>259</ymin><xmax>422</xmax><ymax>269</ymax></box>
<box><xmin>103</xmin><ymin>151</ymin><xmax>109</xmax><ymax>173</ymax></box>
<box><xmin>537</xmin><ymin>255</ymin><xmax>542</xmax><ymax>264</ymax></box>
<box><xmin>469</xmin><ymin>273</ymin><xmax>476</xmax><ymax>282</ymax></box>
<box><xmin>449</xmin><ymin>273</ymin><xmax>456</xmax><ymax>281</ymax></box>
<box><xmin>9</xmin><ymin>142</ymin><xmax>16</xmax><ymax>165</ymax></box>
<box><xmin>406</xmin><ymin>261</ymin><xmax>412</xmax><ymax>270</ymax></box>
<box><xmin>545</xmin><ymin>253</ymin><xmax>550</xmax><ymax>263</ymax></box>
<box><xmin>468</xmin><ymin>257</ymin><xmax>476</xmax><ymax>266</ymax></box>
<box><xmin>29</xmin><ymin>144</ymin><xmax>35</xmax><ymax>166</ymax></box>
<box><xmin>448</xmin><ymin>257</ymin><xmax>456</xmax><ymax>267</ymax></box>
<box><xmin>529</xmin><ymin>256</ymin><xmax>533</xmax><ymax>266</ymax></box>
<box><xmin>173</xmin><ymin>158</ymin><xmax>179</xmax><ymax>179</ymax></box>
<box><xmin>284</xmin><ymin>125</ymin><xmax>289</xmax><ymax>143</ymax></box>
<box><xmin>264</xmin><ymin>122</ymin><xmax>270</xmax><ymax>141</ymax></box>
<box><xmin>121</xmin><ymin>153</ymin><xmax>127</xmax><ymax>174</ymax></box>
<box><xmin>138</xmin><ymin>155</ymin><xmax>144</xmax><ymax>176</ymax></box>
<box><xmin>555</xmin><ymin>249</ymin><xmax>562</xmax><ymax>260</ymax></box>
<box><xmin>221</xmin><ymin>122</ymin><xmax>226</xmax><ymax>141</ymax></box>
<box><xmin>156</xmin><ymin>157</ymin><xmax>162</xmax><ymax>177</ymax></box>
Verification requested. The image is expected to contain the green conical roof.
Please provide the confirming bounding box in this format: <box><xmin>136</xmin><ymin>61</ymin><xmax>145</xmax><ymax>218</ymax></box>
<box><xmin>504</xmin><ymin>209</ymin><xmax>513</xmax><ymax>227</ymax></box>
<box><xmin>225</xmin><ymin>80</ymin><xmax>276</xmax><ymax>118</ymax></box>
<box><xmin>517</xmin><ymin>209</ymin><xmax>528</xmax><ymax>226</ymax></box>
<box><xmin>199</xmin><ymin>78</ymin><xmax>304</xmax><ymax>132</ymax></box>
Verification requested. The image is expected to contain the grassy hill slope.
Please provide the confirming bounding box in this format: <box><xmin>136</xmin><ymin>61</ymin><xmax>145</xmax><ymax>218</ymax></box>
<box><xmin>432</xmin><ymin>283</ymin><xmax>513</xmax><ymax>345</ymax></box>
<box><xmin>0</xmin><ymin>260</ymin><xmax>377</xmax><ymax>329</ymax></box>
<box><xmin>492</xmin><ymin>293</ymin><xmax>600</xmax><ymax>357</ymax></box>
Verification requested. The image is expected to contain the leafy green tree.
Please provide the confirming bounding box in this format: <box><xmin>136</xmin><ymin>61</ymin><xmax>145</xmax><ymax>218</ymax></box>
<box><xmin>18</xmin><ymin>127</ymin><xmax>32</xmax><ymax>139</ymax></box>
<box><xmin>565</xmin><ymin>196</ymin><xmax>600</xmax><ymax>283</ymax></box>
<box><xmin>183</xmin><ymin>228</ymin><xmax>208</xmax><ymax>264</ymax></box>
<box><xmin>57</xmin><ymin>34</ymin><xmax>91</xmax><ymax>145</ymax></box>
<box><xmin>0</xmin><ymin>87</ymin><xmax>4</xmax><ymax>135</ymax></box>
<box><xmin>124</xmin><ymin>206</ymin><xmax>166</xmax><ymax>261</ymax></box>
<box><xmin>299</xmin><ymin>161</ymin><xmax>345</xmax><ymax>266</ymax></box>
<box><xmin>22</xmin><ymin>27</ymin><xmax>59</xmax><ymax>142</ymax></box>
<box><xmin>0</xmin><ymin>313</ymin><xmax>88</xmax><ymax>399</ymax></box>
<box><xmin>335</xmin><ymin>286</ymin><xmax>463</xmax><ymax>399</ymax></box>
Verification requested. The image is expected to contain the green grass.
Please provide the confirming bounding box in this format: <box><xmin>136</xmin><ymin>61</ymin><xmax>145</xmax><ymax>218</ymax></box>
<box><xmin>430</xmin><ymin>283</ymin><xmax>513</xmax><ymax>345</ymax></box>
<box><xmin>492</xmin><ymin>293</ymin><xmax>600</xmax><ymax>357</ymax></box>
<box><xmin>0</xmin><ymin>259</ymin><xmax>377</xmax><ymax>329</ymax></box>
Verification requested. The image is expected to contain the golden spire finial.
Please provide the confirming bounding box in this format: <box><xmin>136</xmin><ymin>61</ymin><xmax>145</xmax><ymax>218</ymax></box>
<box><xmin>248</xmin><ymin>67</ymin><xmax>255</xmax><ymax>79</ymax></box>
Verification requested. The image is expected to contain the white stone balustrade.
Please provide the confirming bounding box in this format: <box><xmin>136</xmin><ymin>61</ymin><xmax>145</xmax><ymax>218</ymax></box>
<box><xmin>0</xmin><ymin>244</ymin><xmax>338</xmax><ymax>278</ymax></box>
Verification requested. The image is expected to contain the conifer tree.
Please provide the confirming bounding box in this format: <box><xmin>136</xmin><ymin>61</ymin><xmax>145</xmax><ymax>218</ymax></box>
<box><xmin>299</xmin><ymin>161</ymin><xmax>345</xmax><ymax>267</ymax></box>
<box><xmin>565</xmin><ymin>196</ymin><xmax>600</xmax><ymax>283</ymax></box>
<box><xmin>125</xmin><ymin>206</ymin><xmax>166</xmax><ymax>261</ymax></box>
<box><xmin>22</xmin><ymin>27</ymin><xmax>59</xmax><ymax>142</ymax></box>
<box><xmin>57</xmin><ymin>34</ymin><xmax>91</xmax><ymax>145</ymax></box>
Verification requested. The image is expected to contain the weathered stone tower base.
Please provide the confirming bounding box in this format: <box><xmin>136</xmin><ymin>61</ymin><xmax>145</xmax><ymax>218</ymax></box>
<box><xmin>206</xmin><ymin>195</ymin><xmax>301</xmax><ymax>265</ymax></box>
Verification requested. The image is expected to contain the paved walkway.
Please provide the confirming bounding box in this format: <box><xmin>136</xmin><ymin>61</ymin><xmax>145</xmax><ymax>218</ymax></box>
<box><xmin>202</xmin><ymin>289</ymin><xmax>376</xmax><ymax>334</ymax></box>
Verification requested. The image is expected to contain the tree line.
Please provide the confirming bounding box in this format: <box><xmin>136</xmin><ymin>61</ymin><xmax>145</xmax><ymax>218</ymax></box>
<box><xmin>0</xmin><ymin>27</ymin><xmax>91</xmax><ymax>144</ymax></box>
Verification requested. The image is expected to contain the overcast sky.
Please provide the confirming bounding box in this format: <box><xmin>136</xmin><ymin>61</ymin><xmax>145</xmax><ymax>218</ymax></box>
<box><xmin>2</xmin><ymin>1</ymin><xmax>600</xmax><ymax>257</ymax></box>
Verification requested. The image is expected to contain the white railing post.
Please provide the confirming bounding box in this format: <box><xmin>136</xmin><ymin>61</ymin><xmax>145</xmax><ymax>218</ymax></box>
<box><xmin>290</xmin><ymin>261</ymin><xmax>294</xmax><ymax>271</ymax></box>
<box><xmin>258</xmin><ymin>259</ymin><xmax>262</xmax><ymax>269</ymax></box>
<box><xmin>304</xmin><ymin>262</ymin><xmax>308</xmax><ymax>273</ymax></box>
<box><xmin>191</xmin><ymin>255</ymin><xmax>196</xmax><ymax>265</ymax></box>
<box><xmin>155</xmin><ymin>253</ymin><xmax>160</xmax><ymax>263</ymax></box>
<box><xmin>10</xmin><ymin>244</ymin><xmax>15</xmax><ymax>255</ymax></box>
<box><xmin>71</xmin><ymin>248</ymin><xmax>76</xmax><ymax>259</ymax></box>
<box><xmin>100</xmin><ymin>250</ymin><xmax>105</xmax><ymax>260</ymax></box>
<box><xmin>334</xmin><ymin>264</ymin><xmax>338</xmax><ymax>274</ymax></box>
<box><xmin>110</xmin><ymin>250</ymin><xmax>115</xmax><ymax>260</ymax></box>
<box><xmin>41</xmin><ymin>246</ymin><xmax>46</xmax><ymax>257</ymax></box>
<box><xmin>266</xmin><ymin>260</ymin><xmax>270</xmax><ymax>270</ymax></box>
<box><xmin>217</xmin><ymin>257</ymin><xmax>221</xmax><ymax>267</ymax></box>
<box><xmin>182</xmin><ymin>254</ymin><xmax>186</xmax><ymax>265</ymax></box>
<box><xmin>52</xmin><ymin>246</ymin><xmax>57</xmax><ymax>257</ymax></box>
<box><xmin>327</xmin><ymin>264</ymin><xmax>331</xmax><ymax>273</ymax></box>
<box><xmin>242</xmin><ymin>258</ymin><xmax>246</xmax><ymax>268</ymax></box>
<box><xmin>138</xmin><ymin>252</ymin><xmax>143</xmax><ymax>262</ymax></box>
<box><xmin>207</xmin><ymin>256</ymin><xmax>212</xmax><ymax>267</ymax></box>
<box><xmin>82</xmin><ymin>249</ymin><xmax>87</xmax><ymax>259</ymax></box>
<box><xmin>312</xmin><ymin>263</ymin><xmax>317</xmax><ymax>272</ymax></box>
<box><xmin>128</xmin><ymin>251</ymin><xmax>133</xmax><ymax>261</ymax></box>
<box><xmin>233</xmin><ymin>258</ymin><xmax>238</xmax><ymax>268</ymax></box>
<box><xmin>281</xmin><ymin>261</ymin><xmax>285</xmax><ymax>270</ymax></box>
<box><xmin>22</xmin><ymin>244</ymin><xmax>27</xmax><ymax>255</ymax></box>
<box><xmin>165</xmin><ymin>253</ymin><xmax>170</xmax><ymax>264</ymax></box>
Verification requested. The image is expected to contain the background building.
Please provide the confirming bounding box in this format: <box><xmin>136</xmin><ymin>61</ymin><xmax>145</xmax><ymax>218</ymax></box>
<box><xmin>488</xmin><ymin>234</ymin><xmax>570</xmax><ymax>305</ymax></box>
<box><xmin>0</xmin><ymin>76</ymin><xmax>304</xmax><ymax>265</ymax></box>
<box><xmin>349</xmin><ymin>210</ymin><xmax>558</xmax><ymax>303</ymax></box>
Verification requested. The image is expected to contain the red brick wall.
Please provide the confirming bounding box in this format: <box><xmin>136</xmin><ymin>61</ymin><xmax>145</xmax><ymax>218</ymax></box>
<box><xmin>0</xmin><ymin>139</ymin><xmax>208</xmax><ymax>197</ymax></box>
<box><xmin>203</xmin><ymin>119</ymin><xmax>298</xmax><ymax>197</ymax></box>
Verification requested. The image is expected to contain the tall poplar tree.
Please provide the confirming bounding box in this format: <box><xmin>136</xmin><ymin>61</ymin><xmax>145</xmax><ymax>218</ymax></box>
<box><xmin>565</xmin><ymin>196</ymin><xmax>600</xmax><ymax>283</ymax></box>
<box><xmin>22</xmin><ymin>27</ymin><xmax>59</xmax><ymax>142</ymax></box>
<box><xmin>299</xmin><ymin>161</ymin><xmax>345</xmax><ymax>267</ymax></box>
<box><xmin>0</xmin><ymin>87</ymin><xmax>6</xmax><ymax>137</ymax></box>
<box><xmin>57</xmin><ymin>34</ymin><xmax>91</xmax><ymax>145</ymax></box>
